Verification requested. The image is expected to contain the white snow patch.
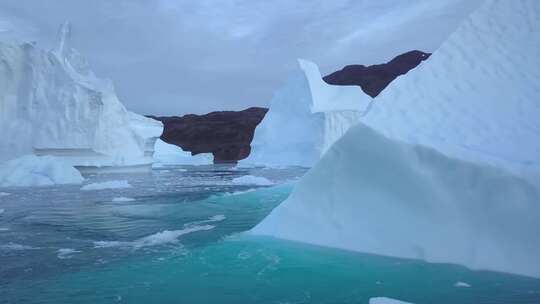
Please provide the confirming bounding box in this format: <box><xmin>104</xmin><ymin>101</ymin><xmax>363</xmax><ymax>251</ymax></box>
<box><xmin>370</xmin><ymin>297</ymin><xmax>414</xmax><ymax>304</ymax></box>
<box><xmin>0</xmin><ymin>155</ymin><xmax>84</xmax><ymax>187</ymax></box>
<box><xmin>81</xmin><ymin>180</ymin><xmax>131</xmax><ymax>191</ymax></box>
<box><xmin>232</xmin><ymin>175</ymin><xmax>273</xmax><ymax>186</ymax></box>
<box><xmin>454</xmin><ymin>281</ymin><xmax>472</xmax><ymax>288</ymax></box>
<box><xmin>111</xmin><ymin>197</ymin><xmax>136</xmax><ymax>202</ymax></box>
<box><xmin>93</xmin><ymin>225</ymin><xmax>214</xmax><ymax>249</ymax></box>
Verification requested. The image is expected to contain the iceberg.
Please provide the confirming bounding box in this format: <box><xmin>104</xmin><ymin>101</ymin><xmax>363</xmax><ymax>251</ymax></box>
<box><xmin>253</xmin><ymin>0</ymin><xmax>540</xmax><ymax>278</ymax></box>
<box><xmin>253</xmin><ymin>124</ymin><xmax>540</xmax><ymax>278</ymax></box>
<box><xmin>153</xmin><ymin>139</ymin><xmax>213</xmax><ymax>166</ymax></box>
<box><xmin>245</xmin><ymin>60</ymin><xmax>372</xmax><ymax>167</ymax></box>
<box><xmin>363</xmin><ymin>0</ymin><xmax>540</xmax><ymax>177</ymax></box>
<box><xmin>0</xmin><ymin>22</ymin><xmax>162</xmax><ymax>173</ymax></box>
<box><xmin>0</xmin><ymin>155</ymin><xmax>84</xmax><ymax>187</ymax></box>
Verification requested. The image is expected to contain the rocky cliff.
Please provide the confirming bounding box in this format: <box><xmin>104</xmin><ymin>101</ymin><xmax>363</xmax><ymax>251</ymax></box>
<box><xmin>323</xmin><ymin>50</ymin><xmax>431</xmax><ymax>97</ymax></box>
<box><xmin>149</xmin><ymin>107</ymin><xmax>268</xmax><ymax>163</ymax></box>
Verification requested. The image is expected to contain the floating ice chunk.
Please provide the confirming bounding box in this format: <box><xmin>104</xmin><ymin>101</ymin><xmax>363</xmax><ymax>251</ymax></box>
<box><xmin>57</xmin><ymin>248</ymin><xmax>81</xmax><ymax>259</ymax></box>
<box><xmin>0</xmin><ymin>192</ymin><xmax>10</xmax><ymax>196</ymax></box>
<box><xmin>232</xmin><ymin>175</ymin><xmax>273</xmax><ymax>186</ymax></box>
<box><xmin>111</xmin><ymin>197</ymin><xmax>136</xmax><ymax>202</ymax></box>
<box><xmin>0</xmin><ymin>155</ymin><xmax>84</xmax><ymax>187</ymax></box>
<box><xmin>454</xmin><ymin>281</ymin><xmax>471</xmax><ymax>288</ymax></box>
<box><xmin>81</xmin><ymin>180</ymin><xmax>131</xmax><ymax>191</ymax></box>
<box><xmin>370</xmin><ymin>297</ymin><xmax>414</xmax><ymax>304</ymax></box>
<box><xmin>93</xmin><ymin>225</ymin><xmax>215</xmax><ymax>249</ymax></box>
<box><xmin>0</xmin><ymin>209</ymin><xmax>4</xmax><ymax>214</ymax></box>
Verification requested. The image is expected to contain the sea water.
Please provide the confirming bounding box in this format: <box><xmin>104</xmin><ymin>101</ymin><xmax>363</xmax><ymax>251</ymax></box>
<box><xmin>1</xmin><ymin>165</ymin><xmax>539</xmax><ymax>304</ymax></box>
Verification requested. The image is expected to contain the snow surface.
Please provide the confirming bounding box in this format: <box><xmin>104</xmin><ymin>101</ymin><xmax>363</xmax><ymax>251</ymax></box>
<box><xmin>369</xmin><ymin>298</ymin><xmax>413</xmax><ymax>304</ymax></box>
<box><xmin>232</xmin><ymin>175</ymin><xmax>273</xmax><ymax>186</ymax></box>
<box><xmin>0</xmin><ymin>22</ymin><xmax>162</xmax><ymax>169</ymax></box>
<box><xmin>0</xmin><ymin>155</ymin><xmax>84</xmax><ymax>187</ymax></box>
<box><xmin>81</xmin><ymin>180</ymin><xmax>131</xmax><ymax>191</ymax></box>
<box><xmin>253</xmin><ymin>0</ymin><xmax>540</xmax><ymax>278</ymax></box>
<box><xmin>153</xmin><ymin>139</ymin><xmax>213</xmax><ymax>166</ymax></box>
<box><xmin>364</xmin><ymin>0</ymin><xmax>540</xmax><ymax>178</ymax></box>
<box><xmin>245</xmin><ymin>59</ymin><xmax>371</xmax><ymax>167</ymax></box>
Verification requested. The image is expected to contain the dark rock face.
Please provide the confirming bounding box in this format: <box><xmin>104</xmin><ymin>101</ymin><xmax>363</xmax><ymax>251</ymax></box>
<box><xmin>149</xmin><ymin>107</ymin><xmax>268</xmax><ymax>164</ymax></box>
<box><xmin>323</xmin><ymin>50</ymin><xmax>431</xmax><ymax>97</ymax></box>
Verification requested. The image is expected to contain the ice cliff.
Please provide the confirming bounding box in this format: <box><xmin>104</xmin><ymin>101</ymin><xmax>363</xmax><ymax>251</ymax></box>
<box><xmin>0</xmin><ymin>22</ymin><xmax>162</xmax><ymax>172</ymax></box>
<box><xmin>246</xmin><ymin>60</ymin><xmax>372</xmax><ymax>167</ymax></box>
<box><xmin>253</xmin><ymin>0</ymin><xmax>540</xmax><ymax>278</ymax></box>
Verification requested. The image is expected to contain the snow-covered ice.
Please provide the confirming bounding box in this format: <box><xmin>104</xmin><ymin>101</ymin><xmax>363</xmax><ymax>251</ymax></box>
<box><xmin>0</xmin><ymin>22</ymin><xmax>162</xmax><ymax>170</ymax></box>
<box><xmin>81</xmin><ymin>180</ymin><xmax>131</xmax><ymax>191</ymax></box>
<box><xmin>253</xmin><ymin>124</ymin><xmax>540</xmax><ymax>278</ymax></box>
<box><xmin>0</xmin><ymin>155</ymin><xmax>84</xmax><ymax>187</ymax></box>
<box><xmin>232</xmin><ymin>175</ymin><xmax>273</xmax><ymax>186</ymax></box>
<box><xmin>153</xmin><ymin>139</ymin><xmax>213</xmax><ymax>166</ymax></box>
<box><xmin>364</xmin><ymin>0</ymin><xmax>540</xmax><ymax>177</ymax></box>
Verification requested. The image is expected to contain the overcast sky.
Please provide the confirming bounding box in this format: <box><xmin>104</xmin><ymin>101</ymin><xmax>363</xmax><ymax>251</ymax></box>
<box><xmin>0</xmin><ymin>0</ymin><xmax>481</xmax><ymax>115</ymax></box>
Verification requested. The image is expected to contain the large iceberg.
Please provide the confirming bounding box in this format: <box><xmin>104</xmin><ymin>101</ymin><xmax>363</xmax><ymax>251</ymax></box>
<box><xmin>253</xmin><ymin>0</ymin><xmax>540</xmax><ymax>278</ymax></box>
<box><xmin>0</xmin><ymin>22</ymin><xmax>162</xmax><ymax>173</ymax></box>
<box><xmin>246</xmin><ymin>60</ymin><xmax>371</xmax><ymax>167</ymax></box>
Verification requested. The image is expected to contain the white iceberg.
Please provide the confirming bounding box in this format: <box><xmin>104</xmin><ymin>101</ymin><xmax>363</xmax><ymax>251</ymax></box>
<box><xmin>0</xmin><ymin>22</ymin><xmax>162</xmax><ymax>173</ymax></box>
<box><xmin>252</xmin><ymin>0</ymin><xmax>540</xmax><ymax>278</ymax></box>
<box><xmin>253</xmin><ymin>124</ymin><xmax>540</xmax><ymax>278</ymax></box>
<box><xmin>245</xmin><ymin>60</ymin><xmax>372</xmax><ymax>167</ymax></box>
<box><xmin>0</xmin><ymin>155</ymin><xmax>84</xmax><ymax>187</ymax></box>
<box><xmin>363</xmin><ymin>0</ymin><xmax>540</xmax><ymax>177</ymax></box>
<box><xmin>153</xmin><ymin>139</ymin><xmax>213</xmax><ymax>166</ymax></box>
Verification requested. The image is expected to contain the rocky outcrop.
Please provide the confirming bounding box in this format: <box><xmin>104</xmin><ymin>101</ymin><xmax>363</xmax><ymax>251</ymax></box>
<box><xmin>148</xmin><ymin>107</ymin><xmax>268</xmax><ymax>163</ymax></box>
<box><xmin>323</xmin><ymin>50</ymin><xmax>431</xmax><ymax>97</ymax></box>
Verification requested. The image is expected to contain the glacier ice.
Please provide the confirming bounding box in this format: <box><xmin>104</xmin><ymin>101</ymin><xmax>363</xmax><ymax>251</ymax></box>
<box><xmin>253</xmin><ymin>0</ymin><xmax>540</xmax><ymax>278</ymax></box>
<box><xmin>0</xmin><ymin>22</ymin><xmax>162</xmax><ymax>172</ymax></box>
<box><xmin>153</xmin><ymin>139</ymin><xmax>213</xmax><ymax>166</ymax></box>
<box><xmin>253</xmin><ymin>124</ymin><xmax>540</xmax><ymax>277</ymax></box>
<box><xmin>245</xmin><ymin>59</ymin><xmax>371</xmax><ymax>167</ymax></box>
<box><xmin>0</xmin><ymin>155</ymin><xmax>84</xmax><ymax>187</ymax></box>
<box><xmin>363</xmin><ymin>0</ymin><xmax>540</xmax><ymax>177</ymax></box>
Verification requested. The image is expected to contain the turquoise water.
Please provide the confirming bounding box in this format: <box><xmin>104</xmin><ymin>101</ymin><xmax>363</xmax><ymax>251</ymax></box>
<box><xmin>1</xmin><ymin>166</ymin><xmax>540</xmax><ymax>303</ymax></box>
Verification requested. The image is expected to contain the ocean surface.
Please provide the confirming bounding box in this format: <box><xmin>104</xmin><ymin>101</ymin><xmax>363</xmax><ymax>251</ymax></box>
<box><xmin>1</xmin><ymin>165</ymin><xmax>539</xmax><ymax>304</ymax></box>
